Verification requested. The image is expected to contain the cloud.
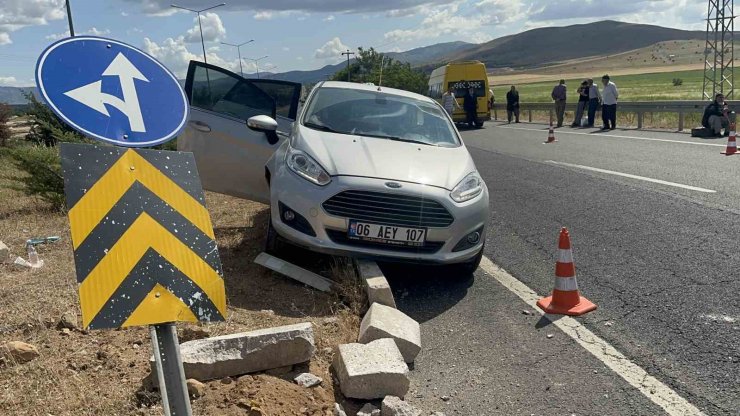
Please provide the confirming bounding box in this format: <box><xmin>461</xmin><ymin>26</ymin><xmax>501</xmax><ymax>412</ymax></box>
<box><xmin>253</xmin><ymin>11</ymin><xmax>273</xmax><ymax>20</ymax></box>
<box><xmin>323</xmin><ymin>15</ymin><xmax>335</xmax><ymax>22</ymax></box>
<box><xmin>45</xmin><ymin>27</ymin><xmax>111</xmax><ymax>41</ymax></box>
<box><xmin>384</xmin><ymin>3</ymin><xmax>492</xmax><ymax>44</ymax></box>
<box><xmin>143</xmin><ymin>36</ymin><xmax>253</xmax><ymax>77</ymax></box>
<box><xmin>0</xmin><ymin>0</ymin><xmax>67</xmax><ymax>45</ymax></box>
<box><xmin>184</xmin><ymin>12</ymin><xmax>226</xmax><ymax>43</ymax></box>
<box><xmin>0</xmin><ymin>76</ymin><xmax>18</xmax><ymax>85</ymax></box>
<box><xmin>314</xmin><ymin>37</ymin><xmax>352</xmax><ymax>60</ymax></box>
<box><xmin>124</xmin><ymin>0</ymin><xmax>448</xmax><ymax>15</ymax></box>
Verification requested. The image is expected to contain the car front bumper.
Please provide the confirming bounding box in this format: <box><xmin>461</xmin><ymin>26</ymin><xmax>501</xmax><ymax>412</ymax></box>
<box><xmin>269</xmin><ymin>163</ymin><xmax>489</xmax><ymax>265</ymax></box>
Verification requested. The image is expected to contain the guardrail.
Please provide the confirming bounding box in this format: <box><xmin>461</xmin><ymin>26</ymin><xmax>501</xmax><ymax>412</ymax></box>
<box><xmin>490</xmin><ymin>100</ymin><xmax>738</xmax><ymax>131</ymax></box>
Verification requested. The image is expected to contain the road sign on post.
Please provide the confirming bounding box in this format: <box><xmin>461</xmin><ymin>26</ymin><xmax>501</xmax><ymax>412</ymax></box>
<box><xmin>39</xmin><ymin>36</ymin><xmax>209</xmax><ymax>416</ymax></box>
<box><xmin>36</xmin><ymin>36</ymin><xmax>188</xmax><ymax>147</ymax></box>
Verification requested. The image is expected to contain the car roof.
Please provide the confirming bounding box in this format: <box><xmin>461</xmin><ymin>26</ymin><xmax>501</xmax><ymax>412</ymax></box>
<box><xmin>319</xmin><ymin>81</ymin><xmax>436</xmax><ymax>104</ymax></box>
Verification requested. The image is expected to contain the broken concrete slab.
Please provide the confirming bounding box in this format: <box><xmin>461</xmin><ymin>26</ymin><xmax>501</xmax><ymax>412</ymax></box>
<box><xmin>381</xmin><ymin>396</ymin><xmax>421</xmax><ymax>416</ymax></box>
<box><xmin>357</xmin><ymin>403</ymin><xmax>381</xmax><ymax>416</ymax></box>
<box><xmin>168</xmin><ymin>323</ymin><xmax>315</xmax><ymax>381</ymax></box>
<box><xmin>334</xmin><ymin>403</ymin><xmax>348</xmax><ymax>416</ymax></box>
<box><xmin>357</xmin><ymin>260</ymin><xmax>396</xmax><ymax>308</ymax></box>
<box><xmin>359</xmin><ymin>303</ymin><xmax>421</xmax><ymax>363</ymax></box>
<box><xmin>333</xmin><ymin>338</ymin><xmax>409</xmax><ymax>400</ymax></box>
<box><xmin>255</xmin><ymin>252</ymin><xmax>333</xmax><ymax>292</ymax></box>
<box><xmin>294</xmin><ymin>372</ymin><xmax>322</xmax><ymax>388</ymax></box>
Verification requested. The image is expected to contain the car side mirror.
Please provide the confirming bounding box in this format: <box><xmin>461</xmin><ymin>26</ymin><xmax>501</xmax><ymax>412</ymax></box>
<box><xmin>247</xmin><ymin>115</ymin><xmax>279</xmax><ymax>145</ymax></box>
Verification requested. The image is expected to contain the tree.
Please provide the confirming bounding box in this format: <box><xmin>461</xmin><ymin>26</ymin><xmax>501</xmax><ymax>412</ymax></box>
<box><xmin>331</xmin><ymin>47</ymin><xmax>429</xmax><ymax>94</ymax></box>
<box><xmin>25</xmin><ymin>93</ymin><xmax>87</xmax><ymax>147</ymax></box>
<box><xmin>0</xmin><ymin>103</ymin><xmax>11</xmax><ymax>147</ymax></box>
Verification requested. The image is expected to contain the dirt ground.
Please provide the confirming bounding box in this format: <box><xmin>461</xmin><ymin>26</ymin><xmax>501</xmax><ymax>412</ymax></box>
<box><xmin>0</xmin><ymin>155</ymin><xmax>363</xmax><ymax>415</ymax></box>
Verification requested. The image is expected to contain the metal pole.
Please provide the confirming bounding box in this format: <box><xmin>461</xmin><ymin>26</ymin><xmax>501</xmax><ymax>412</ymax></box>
<box><xmin>65</xmin><ymin>0</ymin><xmax>75</xmax><ymax>36</ymax></box>
<box><xmin>341</xmin><ymin>50</ymin><xmax>355</xmax><ymax>82</ymax></box>
<box><xmin>150</xmin><ymin>323</ymin><xmax>192</xmax><ymax>416</ymax></box>
<box><xmin>197</xmin><ymin>12</ymin><xmax>207</xmax><ymax>64</ymax></box>
<box><xmin>237</xmin><ymin>48</ymin><xmax>243</xmax><ymax>77</ymax></box>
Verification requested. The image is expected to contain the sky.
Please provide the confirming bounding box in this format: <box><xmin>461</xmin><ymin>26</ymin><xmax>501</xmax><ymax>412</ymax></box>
<box><xmin>0</xmin><ymin>0</ymin><xmax>708</xmax><ymax>87</ymax></box>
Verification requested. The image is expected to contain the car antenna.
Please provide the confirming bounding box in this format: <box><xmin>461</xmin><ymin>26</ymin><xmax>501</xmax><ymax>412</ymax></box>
<box><xmin>377</xmin><ymin>55</ymin><xmax>385</xmax><ymax>91</ymax></box>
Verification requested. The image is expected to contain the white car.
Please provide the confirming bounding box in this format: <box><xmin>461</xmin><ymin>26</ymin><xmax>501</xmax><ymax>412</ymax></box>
<box><xmin>179</xmin><ymin>61</ymin><xmax>489</xmax><ymax>273</ymax></box>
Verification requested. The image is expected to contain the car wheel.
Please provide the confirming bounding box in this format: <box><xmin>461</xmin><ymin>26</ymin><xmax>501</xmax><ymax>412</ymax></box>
<box><xmin>265</xmin><ymin>219</ymin><xmax>286</xmax><ymax>255</ymax></box>
<box><xmin>451</xmin><ymin>244</ymin><xmax>484</xmax><ymax>275</ymax></box>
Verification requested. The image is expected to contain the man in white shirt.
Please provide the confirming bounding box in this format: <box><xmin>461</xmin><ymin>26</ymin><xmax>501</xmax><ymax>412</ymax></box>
<box><xmin>601</xmin><ymin>74</ymin><xmax>619</xmax><ymax>130</ymax></box>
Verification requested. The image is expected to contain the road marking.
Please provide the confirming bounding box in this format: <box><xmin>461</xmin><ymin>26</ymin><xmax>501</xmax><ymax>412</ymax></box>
<box><xmin>479</xmin><ymin>256</ymin><xmax>706</xmax><ymax>416</ymax></box>
<box><xmin>494</xmin><ymin>124</ymin><xmax>726</xmax><ymax>148</ymax></box>
<box><xmin>545</xmin><ymin>160</ymin><xmax>716</xmax><ymax>193</ymax></box>
<box><xmin>700</xmin><ymin>314</ymin><xmax>738</xmax><ymax>323</ymax></box>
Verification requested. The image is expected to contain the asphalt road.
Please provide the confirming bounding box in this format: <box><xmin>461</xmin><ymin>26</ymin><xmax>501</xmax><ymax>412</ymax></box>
<box><xmin>382</xmin><ymin>122</ymin><xmax>740</xmax><ymax>416</ymax></box>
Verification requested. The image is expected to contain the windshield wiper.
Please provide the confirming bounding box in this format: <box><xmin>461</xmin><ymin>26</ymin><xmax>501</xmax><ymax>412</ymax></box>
<box><xmin>361</xmin><ymin>133</ymin><xmax>434</xmax><ymax>146</ymax></box>
<box><xmin>303</xmin><ymin>121</ymin><xmax>343</xmax><ymax>133</ymax></box>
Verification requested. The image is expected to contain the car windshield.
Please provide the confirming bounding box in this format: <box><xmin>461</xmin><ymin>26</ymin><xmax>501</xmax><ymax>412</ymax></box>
<box><xmin>302</xmin><ymin>87</ymin><xmax>460</xmax><ymax>147</ymax></box>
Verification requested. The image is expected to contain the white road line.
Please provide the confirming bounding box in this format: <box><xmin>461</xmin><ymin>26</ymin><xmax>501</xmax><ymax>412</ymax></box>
<box><xmin>545</xmin><ymin>160</ymin><xmax>717</xmax><ymax>193</ymax></box>
<box><xmin>478</xmin><ymin>256</ymin><xmax>706</xmax><ymax>416</ymax></box>
<box><xmin>494</xmin><ymin>124</ymin><xmax>727</xmax><ymax>147</ymax></box>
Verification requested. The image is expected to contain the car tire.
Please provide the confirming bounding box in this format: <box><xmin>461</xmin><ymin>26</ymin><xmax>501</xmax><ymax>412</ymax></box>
<box><xmin>452</xmin><ymin>244</ymin><xmax>484</xmax><ymax>275</ymax></box>
<box><xmin>265</xmin><ymin>219</ymin><xmax>286</xmax><ymax>255</ymax></box>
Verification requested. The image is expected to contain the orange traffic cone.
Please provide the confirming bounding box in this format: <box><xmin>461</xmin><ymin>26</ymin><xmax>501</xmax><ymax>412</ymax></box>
<box><xmin>544</xmin><ymin>122</ymin><xmax>557</xmax><ymax>144</ymax></box>
<box><xmin>536</xmin><ymin>227</ymin><xmax>597</xmax><ymax>316</ymax></box>
<box><xmin>721</xmin><ymin>121</ymin><xmax>737</xmax><ymax>155</ymax></box>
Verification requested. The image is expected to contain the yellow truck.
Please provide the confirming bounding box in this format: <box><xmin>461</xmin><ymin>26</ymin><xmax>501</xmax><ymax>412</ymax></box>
<box><xmin>428</xmin><ymin>61</ymin><xmax>491</xmax><ymax>127</ymax></box>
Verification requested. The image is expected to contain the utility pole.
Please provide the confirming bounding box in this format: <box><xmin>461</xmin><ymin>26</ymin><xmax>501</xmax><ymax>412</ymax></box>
<box><xmin>221</xmin><ymin>40</ymin><xmax>254</xmax><ymax>77</ymax></box>
<box><xmin>702</xmin><ymin>0</ymin><xmax>735</xmax><ymax>99</ymax></box>
<box><xmin>65</xmin><ymin>0</ymin><xmax>75</xmax><ymax>36</ymax></box>
<box><xmin>342</xmin><ymin>50</ymin><xmax>355</xmax><ymax>82</ymax></box>
<box><xmin>171</xmin><ymin>3</ymin><xmax>226</xmax><ymax>64</ymax></box>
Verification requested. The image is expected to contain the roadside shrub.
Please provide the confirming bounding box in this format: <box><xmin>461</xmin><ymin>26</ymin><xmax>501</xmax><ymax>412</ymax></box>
<box><xmin>0</xmin><ymin>103</ymin><xmax>11</xmax><ymax>147</ymax></box>
<box><xmin>2</xmin><ymin>145</ymin><xmax>66</xmax><ymax>210</ymax></box>
<box><xmin>672</xmin><ymin>78</ymin><xmax>684</xmax><ymax>86</ymax></box>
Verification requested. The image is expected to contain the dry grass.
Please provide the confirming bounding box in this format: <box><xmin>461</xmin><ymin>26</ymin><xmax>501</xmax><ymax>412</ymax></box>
<box><xmin>0</xmin><ymin>151</ymin><xmax>362</xmax><ymax>415</ymax></box>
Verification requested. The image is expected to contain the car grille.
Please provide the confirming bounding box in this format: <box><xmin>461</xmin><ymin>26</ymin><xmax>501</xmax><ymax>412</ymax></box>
<box><xmin>325</xmin><ymin>230</ymin><xmax>445</xmax><ymax>254</ymax></box>
<box><xmin>322</xmin><ymin>190</ymin><xmax>454</xmax><ymax>228</ymax></box>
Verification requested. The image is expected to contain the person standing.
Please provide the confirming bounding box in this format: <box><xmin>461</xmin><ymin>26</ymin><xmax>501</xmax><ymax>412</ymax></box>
<box><xmin>441</xmin><ymin>87</ymin><xmax>461</xmax><ymax>117</ymax></box>
<box><xmin>601</xmin><ymin>74</ymin><xmax>619</xmax><ymax>130</ymax></box>
<box><xmin>463</xmin><ymin>86</ymin><xmax>479</xmax><ymax>128</ymax></box>
<box><xmin>587</xmin><ymin>78</ymin><xmax>600</xmax><ymax>127</ymax></box>
<box><xmin>702</xmin><ymin>93</ymin><xmax>730</xmax><ymax>137</ymax></box>
<box><xmin>572</xmin><ymin>80</ymin><xmax>589</xmax><ymax>127</ymax></box>
<box><xmin>551</xmin><ymin>79</ymin><xmax>567</xmax><ymax>127</ymax></box>
<box><xmin>506</xmin><ymin>85</ymin><xmax>520</xmax><ymax>123</ymax></box>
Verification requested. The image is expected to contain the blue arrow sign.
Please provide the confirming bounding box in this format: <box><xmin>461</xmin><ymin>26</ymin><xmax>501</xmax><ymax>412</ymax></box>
<box><xmin>36</xmin><ymin>36</ymin><xmax>189</xmax><ymax>147</ymax></box>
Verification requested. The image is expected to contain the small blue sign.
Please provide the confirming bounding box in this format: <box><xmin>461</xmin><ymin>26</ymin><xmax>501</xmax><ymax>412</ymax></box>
<box><xmin>36</xmin><ymin>36</ymin><xmax>189</xmax><ymax>147</ymax></box>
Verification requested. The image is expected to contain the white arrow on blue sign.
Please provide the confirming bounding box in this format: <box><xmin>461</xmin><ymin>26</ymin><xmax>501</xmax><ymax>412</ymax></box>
<box><xmin>35</xmin><ymin>36</ymin><xmax>189</xmax><ymax>147</ymax></box>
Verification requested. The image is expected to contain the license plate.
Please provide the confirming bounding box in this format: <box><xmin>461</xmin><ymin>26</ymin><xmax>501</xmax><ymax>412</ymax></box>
<box><xmin>348</xmin><ymin>220</ymin><xmax>426</xmax><ymax>247</ymax></box>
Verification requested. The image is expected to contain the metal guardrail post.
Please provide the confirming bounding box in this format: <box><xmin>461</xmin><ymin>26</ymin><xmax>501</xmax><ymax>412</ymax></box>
<box><xmin>637</xmin><ymin>112</ymin><xmax>643</xmax><ymax>129</ymax></box>
<box><xmin>528</xmin><ymin>109</ymin><xmax>532</xmax><ymax>122</ymax></box>
<box><xmin>678</xmin><ymin>112</ymin><xmax>684</xmax><ymax>131</ymax></box>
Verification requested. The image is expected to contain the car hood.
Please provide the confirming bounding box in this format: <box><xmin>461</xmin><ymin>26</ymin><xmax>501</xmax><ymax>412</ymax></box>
<box><xmin>293</xmin><ymin>126</ymin><xmax>477</xmax><ymax>191</ymax></box>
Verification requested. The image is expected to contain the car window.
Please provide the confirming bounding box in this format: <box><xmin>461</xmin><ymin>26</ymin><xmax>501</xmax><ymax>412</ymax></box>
<box><xmin>188</xmin><ymin>64</ymin><xmax>275</xmax><ymax>120</ymax></box>
<box><xmin>251</xmin><ymin>80</ymin><xmax>301</xmax><ymax>120</ymax></box>
<box><xmin>302</xmin><ymin>87</ymin><xmax>460</xmax><ymax>147</ymax></box>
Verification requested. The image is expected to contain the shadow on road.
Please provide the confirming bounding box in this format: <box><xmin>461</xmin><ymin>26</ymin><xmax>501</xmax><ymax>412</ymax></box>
<box><xmin>377</xmin><ymin>262</ymin><xmax>474</xmax><ymax>324</ymax></box>
<box><xmin>534</xmin><ymin>314</ymin><xmax>564</xmax><ymax>329</ymax></box>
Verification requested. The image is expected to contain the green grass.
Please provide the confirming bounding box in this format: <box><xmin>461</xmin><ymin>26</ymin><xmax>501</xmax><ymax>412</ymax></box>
<box><xmin>492</xmin><ymin>69</ymin><xmax>740</xmax><ymax>103</ymax></box>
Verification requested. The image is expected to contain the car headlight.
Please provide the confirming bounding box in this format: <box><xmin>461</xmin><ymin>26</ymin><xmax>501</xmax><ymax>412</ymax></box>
<box><xmin>286</xmin><ymin>146</ymin><xmax>331</xmax><ymax>186</ymax></box>
<box><xmin>450</xmin><ymin>172</ymin><xmax>483</xmax><ymax>203</ymax></box>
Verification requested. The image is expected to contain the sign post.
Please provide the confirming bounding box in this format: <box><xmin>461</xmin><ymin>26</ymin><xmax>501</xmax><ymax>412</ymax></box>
<box><xmin>36</xmin><ymin>37</ymin><xmax>218</xmax><ymax>416</ymax></box>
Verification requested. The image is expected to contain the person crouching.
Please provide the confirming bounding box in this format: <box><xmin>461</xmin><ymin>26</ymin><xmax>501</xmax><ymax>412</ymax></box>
<box><xmin>702</xmin><ymin>93</ymin><xmax>730</xmax><ymax>137</ymax></box>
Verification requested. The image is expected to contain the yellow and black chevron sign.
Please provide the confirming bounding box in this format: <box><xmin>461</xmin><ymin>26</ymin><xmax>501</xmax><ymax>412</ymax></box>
<box><xmin>60</xmin><ymin>143</ymin><xmax>226</xmax><ymax>330</ymax></box>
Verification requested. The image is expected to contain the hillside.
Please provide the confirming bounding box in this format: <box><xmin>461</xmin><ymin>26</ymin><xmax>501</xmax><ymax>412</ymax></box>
<box><xmin>0</xmin><ymin>87</ymin><xmax>38</xmax><ymax>105</ymax></box>
<box><xmin>441</xmin><ymin>20</ymin><xmax>705</xmax><ymax>70</ymax></box>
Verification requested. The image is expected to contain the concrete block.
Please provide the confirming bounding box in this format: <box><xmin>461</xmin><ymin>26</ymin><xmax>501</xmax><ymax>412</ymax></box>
<box><xmin>333</xmin><ymin>338</ymin><xmax>409</xmax><ymax>400</ymax></box>
<box><xmin>0</xmin><ymin>241</ymin><xmax>9</xmax><ymax>263</ymax></box>
<box><xmin>334</xmin><ymin>403</ymin><xmax>347</xmax><ymax>416</ymax></box>
<box><xmin>255</xmin><ymin>252</ymin><xmax>333</xmax><ymax>292</ymax></box>
<box><xmin>170</xmin><ymin>323</ymin><xmax>315</xmax><ymax>381</ymax></box>
<box><xmin>359</xmin><ymin>303</ymin><xmax>421</xmax><ymax>363</ymax></box>
<box><xmin>358</xmin><ymin>260</ymin><xmax>396</xmax><ymax>308</ymax></box>
<box><xmin>381</xmin><ymin>396</ymin><xmax>421</xmax><ymax>416</ymax></box>
<box><xmin>294</xmin><ymin>372</ymin><xmax>322</xmax><ymax>387</ymax></box>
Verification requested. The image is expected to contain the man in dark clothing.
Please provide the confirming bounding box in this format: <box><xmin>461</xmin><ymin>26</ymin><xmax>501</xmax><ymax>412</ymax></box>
<box><xmin>551</xmin><ymin>79</ymin><xmax>567</xmax><ymax>127</ymax></box>
<box><xmin>572</xmin><ymin>80</ymin><xmax>589</xmax><ymax>126</ymax></box>
<box><xmin>463</xmin><ymin>87</ymin><xmax>478</xmax><ymax>127</ymax></box>
<box><xmin>506</xmin><ymin>85</ymin><xmax>520</xmax><ymax>123</ymax></box>
<box><xmin>586</xmin><ymin>78</ymin><xmax>600</xmax><ymax>127</ymax></box>
<box><xmin>702</xmin><ymin>93</ymin><xmax>730</xmax><ymax>137</ymax></box>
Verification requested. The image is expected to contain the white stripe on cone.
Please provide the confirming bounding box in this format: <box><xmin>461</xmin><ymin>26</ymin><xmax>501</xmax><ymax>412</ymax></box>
<box><xmin>554</xmin><ymin>276</ymin><xmax>579</xmax><ymax>291</ymax></box>
<box><xmin>558</xmin><ymin>249</ymin><xmax>574</xmax><ymax>264</ymax></box>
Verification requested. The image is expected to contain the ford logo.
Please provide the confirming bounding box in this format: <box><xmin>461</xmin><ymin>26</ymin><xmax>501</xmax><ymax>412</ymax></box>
<box><xmin>385</xmin><ymin>182</ymin><xmax>403</xmax><ymax>189</ymax></box>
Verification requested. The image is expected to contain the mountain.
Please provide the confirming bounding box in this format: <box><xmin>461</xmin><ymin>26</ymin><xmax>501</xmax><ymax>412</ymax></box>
<box><xmin>0</xmin><ymin>87</ymin><xmax>39</xmax><ymax>105</ymax></box>
<box><xmin>254</xmin><ymin>41</ymin><xmax>473</xmax><ymax>84</ymax></box>
<box><xmin>439</xmin><ymin>20</ymin><xmax>705</xmax><ymax>70</ymax></box>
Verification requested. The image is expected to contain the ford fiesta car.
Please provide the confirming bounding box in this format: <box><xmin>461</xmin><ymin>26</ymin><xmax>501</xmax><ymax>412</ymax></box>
<box><xmin>179</xmin><ymin>61</ymin><xmax>489</xmax><ymax>273</ymax></box>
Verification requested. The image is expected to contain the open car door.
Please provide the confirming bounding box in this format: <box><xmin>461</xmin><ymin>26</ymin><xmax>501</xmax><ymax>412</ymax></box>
<box><xmin>179</xmin><ymin>61</ymin><xmax>301</xmax><ymax>204</ymax></box>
